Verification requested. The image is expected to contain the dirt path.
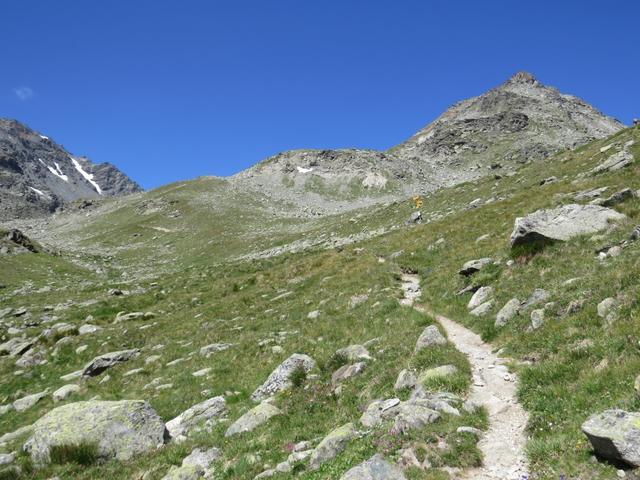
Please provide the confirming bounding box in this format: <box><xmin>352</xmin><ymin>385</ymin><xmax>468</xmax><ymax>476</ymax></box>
<box><xmin>400</xmin><ymin>274</ymin><xmax>529</xmax><ymax>480</ymax></box>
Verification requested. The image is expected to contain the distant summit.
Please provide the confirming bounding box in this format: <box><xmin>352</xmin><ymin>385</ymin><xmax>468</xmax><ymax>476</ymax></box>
<box><xmin>0</xmin><ymin>119</ymin><xmax>142</xmax><ymax>221</ymax></box>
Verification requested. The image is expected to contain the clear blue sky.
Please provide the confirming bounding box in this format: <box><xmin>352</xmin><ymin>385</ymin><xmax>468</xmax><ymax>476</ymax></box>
<box><xmin>1</xmin><ymin>1</ymin><xmax>638</xmax><ymax>189</ymax></box>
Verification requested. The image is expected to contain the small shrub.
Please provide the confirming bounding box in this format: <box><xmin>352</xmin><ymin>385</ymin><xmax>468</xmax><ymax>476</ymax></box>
<box><xmin>49</xmin><ymin>442</ymin><xmax>99</xmax><ymax>466</ymax></box>
<box><xmin>289</xmin><ymin>365</ymin><xmax>307</xmax><ymax>388</ymax></box>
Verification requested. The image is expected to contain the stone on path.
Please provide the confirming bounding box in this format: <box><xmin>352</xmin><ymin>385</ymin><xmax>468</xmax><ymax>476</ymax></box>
<box><xmin>23</xmin><ymin>400</ymin><xmax>165</xmax><ymax>464</ymax></box>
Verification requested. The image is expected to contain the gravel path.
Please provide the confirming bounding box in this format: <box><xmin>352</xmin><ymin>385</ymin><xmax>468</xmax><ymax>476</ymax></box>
<box><xmin>400</xmin><ymin>273</ymin><xmax>529</xmax><ymax>479</ymax></box>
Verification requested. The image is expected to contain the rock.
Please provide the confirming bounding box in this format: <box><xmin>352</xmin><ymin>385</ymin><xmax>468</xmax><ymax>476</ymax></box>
<box><xmin>250</xmin><ymin>353</ymin><xmax>316</xmax><ymax>401</ymax></box>
<box><xmin>597</xmin><ymin>297</ymin><xmax>618</xmax><ymax>319</ymax></box>
<box><xmin>60</xmin><ymin>369</ymin><xmax>83</xmax><ymax>381</ymax></box>
<box><xmin>360</xmin><ymin>398</ymin><xmax>401</xmax><ymax>427</ymax></box>
<box><xmin>14</xmin><ymin>390</ymin><xmax>48</xmax><ymax>412</ymax></box>
<box><xmin>0</xmin><ymin>452</ymin><xmax>16</xmax><ymax>465</ymax></box>
<box><xmin>510</xmin><ymin>204</ymin><xmax>625</xmax><ymax>247</ymax></box>
<box><xmin>530</xmin><ymin>309</ymin><xmax>545</xmax><ymax>330</ymax></box>
<box><xmin>418</xmin><ymin>365</ymin><xmax>458</xmax><ymax>382</ymax></box>
<box><xmin>415</xmin><ymin>325</ymin><xmax>447</xmax><ymax>351</ymax></box>
<box><xmin>470</xmin><ymin>301</ymin><xmax>494</xmax><ymax>316</ymax></box>
<box><xmin>349</xmin><ymin>294</ymin><xmax>369</xmax><ymax>308</ymax></box>
<box><xmin>225</xmin><ymin>402</ymin><xmax>281</xmax><ymax>437</ymax></box>
<box><xmin>199</xmin><ymin>343</ymin><xmax>232</xmax><ymax>356</ymax></box>
<box><xmin>540</xmin><ymin>176</ymin><xmax>557</xmax><ymax>186</ymax></box>
<box><xmin>582</xmin><ymin>409</ymin><xmax>640</xmax><ymax>467</ymax></box>
<box><xmin>0</xmin><ymin>337</ymin><xmax>35</xmax><ymax>357</ymax></box>
<box><xmin>0</xmin><ymin>403</ymin><xmax>14</xmax><ymax>415</ymax></box>
<box><xmin>113</xmin><ymin>311</ymin><xmax>147</xmax><ymax>323</ymax></box>
<box><xmin>15</xmin><ymin>348</ymin><xmax>46</xmax><ymax>368</ymax></box>
<box><xmin>391</xmin><ymin>402</ymin><xmax>441</xmax><ymax>433</ymax></box>
<box><xmin>394</xmin><ymin>369</ymin><xmax>417</xmax><ymax>391</ymax></box>
<box><xmin>78</xmin><ymin>324</ymin><xmax>102</xmax><ymax>335</ymax></box>
<box><xmin>340</xmin><ymin>454</ymin><xmax>407</xmax><ymax>480</ymax></box>
<box><xmin>0</xmin><ymin>424</ymin><xmax>33</xmax><ymax>444</ymax></box>
<box><xmin>309</xmin><ymin>423</ymin><xmax>357</xmax><ymax>470</ymax></box>
<box><xmin>332</xmin><ymin>362</ymin><xmax>367</xmax><ymax>384</ymax></box>
<box><xmin>591</xmin><ymin>150</ymin><xmax>634</xmax><ymax>175</ymax></box>
<box><xmin>52</xmin><ymin>384</ymin><xmax>80</xmax><ymax>402</ymax></box>
<box><xmin>407</xmin><ymin>211</ymin><xmax>422</xmax><ymax>224</ymax></box>
<box><xmin>335</xmin><ymin>345</ymin><xmax>372</xmax><ymax>362</ymax></box>
<box><xmin>459</xmin><ymin>258</ymin><xmax>492</xmax><ymax>276</ymax></box>
<box><xmin>166</xmin><ymin>396</ymin><xmax>227</xmax><ymax>438</ymax></box>
<box><xmin>162</xmin><ymin>447</ymin><xmax>221</xmax><ymax>479</ymax></box>
<box><xmin>307</xmin><ymin>310</ymin><xmax>320</xmax><ymax>320</ymax></box>
<box><xmin>495</xmin><ymin>298</ymin><xmax>520</xmax><ymax>327</ymax></box>
<box><xmin>574</xmin><ymin>186</ymin><xmax>609</xmax><ymax>202</ymax></box>
<box><xmin>522</xmin><ymin>288</ymin><xmax>550</xmax><ymax>309</ymax></box>
<box><xmin>23</xmin><ymin>400</ymin><xmax>165</xmax><ymax>464</ymax></box>
<box><xmin>82</xmin><ymin>349</ymin><xmax>140</xmax><ymax>377</ymax></box>
<box><xmin>467</xmin><ymin>286</ymin><xmax>494</xmax><ymax>310</ymax></box>
<box><xmin>596</xmin><ymin>188</ymin><xmax>635</xmax><ymax>207</ymax></box>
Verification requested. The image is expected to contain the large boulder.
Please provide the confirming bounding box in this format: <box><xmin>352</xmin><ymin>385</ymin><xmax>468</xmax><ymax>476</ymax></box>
<box><xmin>510</xmin><ymin>204</ymin><xmax>625</xmax><ymax>247</ymax></box>
<box><xmin>82</xmin><ymin>349</ymin><xmax>140</xmax><ymax>377</ymax></box>
<box><xmin>225</xmin><ymin>401</ymin><xmax>281</xmax><ymax>437</ymax></box>
<box><xmin>340</xmin><ymin>454</ymin><xmax>407</xmax><ymax>480</ymax></box>
<box><xmin>23</xmin><ymin>400</ymin><xmax>165</xmax><ymax>465</ymax></box>
<box><xmin>582</xmin><ymin>409</ymin><xmax>640</xmax><ymax>466</ymax></box>
<box><xmin>309</xmin><ymin>423</ymin><xmax>358</xmax><ymax>470</ymax></box>
<box><xmin>250</xmin><ymin>353</ymin><xmax>316</xmax><ymax>401</ymax></box>
<box><xmin>166</xmin><ymin>396</ymin><xmax>227</xmax><ymax>439</ymax></box>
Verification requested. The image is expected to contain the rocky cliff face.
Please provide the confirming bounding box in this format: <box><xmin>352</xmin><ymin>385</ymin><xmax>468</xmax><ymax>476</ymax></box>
<box><xmin>0</xmin><ymin>119</ymin><xmax>142</xmax><ymax>220</ymax></box>
<box><xmin>232</xmin><ymin>72</ymin><xmax>623</xmax><ymax>214</ymax></box>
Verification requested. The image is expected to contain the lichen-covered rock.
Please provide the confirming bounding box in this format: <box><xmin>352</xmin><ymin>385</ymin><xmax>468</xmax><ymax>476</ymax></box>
<box><xmin>360</xmin><ymin>398</ymin><xmax>401</xmax><ymax>427</ymax></box>
<box><xmin>582</xmin><ymin>409</ymin><xmax>640</xmax><ymax>466</ymax></box>
<box><xmin>23</xmin><ymin>400</ymin><xmax>165</xmax><ymax>464</ymax></box>
<box><xmin>467</xmin><ymin>286</ymin><xmax>494</xmax><ymax>310</ymax></box>
<box><xmin>495</xmin><ymin>298</ymin><xmax>520</xmax><ymax>327</ymax></box>
<box><xmin>166</xmin><ymin>396</ymin><xmax>227</xmax><ymax>439</ymax></box>
<box><xmin>52</xmin><ymin>384</ymin><xmax>80</xmax><ymax>403</ymax></box>
<box><xmin>0</xmin><ymin>337</ymin><xmax>35</xmax><ymax>357</ymax></box>
<box><xmin>415</xmin><ymin>325</ymin><xmax>447</xmax><ymax>351</ymax></box>
<box><xmin>340</xmin><ymin>454</ymin><xmax>407</xmax><ymax>480</ymax></box>
<box><xmin>82</xmin><ymin>349</ymin><xmax>140</xmax><ymax>377</ymax></box>
<box><xmin>250</xmin><ymin>353</ymin><xmax>316</xmax><ymax>401</ymax></box>
<box><xmin>225</xmin><ymin>401</ymin><xmax>281</xmax><ymax>437</ymax></box>
<box><xmin>309</xmin><ymin>423</ymin><xmax>357</xmax><ymax>470</ymax></box>
<box><xmin>161</xmin><ymin>447</ymin><xmax>221</xmax><ymax>479</ymax></box>
<box><xmin>470</xmin><ymin>300</ymin><xmax>494</xmax><ymax>317</ymax></box>
<box><xmin>530</xmin><ymin>309</ymin><xmax>545</xmax><ymax>330</ymax></box>
<box><xmin>510</xmin><ymin>204</ymin><xmax>625</xmax><ymax>247</ymax></box>
<box><xmin>13</xmin><ymin>390</ymin><xmax>48</xmax><ymax>412</ymax></box>
<box><xmin>394</xmin><ymin>369</ymin><xmax>417</xmax><ymax>391</ymax></box>
<box><xmin>332</xmin><ymin>362</ymin><xmax>367</xmax><ymax>384</ymax></box>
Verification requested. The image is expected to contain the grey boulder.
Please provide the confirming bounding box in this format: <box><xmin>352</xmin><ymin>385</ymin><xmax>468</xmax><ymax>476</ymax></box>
<box><xmin>510</xmin><ymin>204</ymin><xmax>625</xmax><ymax>247</ymax></box>
<box><xmin>166</xmin><ymin>396</ymin><xmax>227</xmax><ymax>439</ymax></box>
<box><xmin>340</xmin><ymin>454</ymin><xmax>407</xmax><ymax>480</ymax></box>
<box><xmin>415</xmin><ymin>325</ymin><xmax>447</xmax><ymax>351</ymax></box>
<box><xmin>582</xmin><ymin>409</ymin><xmax>640</xmax><ymax>466</ymax></box>
<box><xmin>467</xmin><ymin>286</ymin><xmax>493</xmax><ymax>310</ymax></box>
<box><xmin>23</xmin><ymin>400</ymin><xmax>165</xmax><ymax>464</ymax></box>
<box><xmin>495</xmin><ymin>298</ymin><xmax>520</xmax><ymax>327</ymax></box>
<box><xmin>82</xmin><ymin>349</ymin><xmax>140</xmax><ymax>377</ymax></box>
<box><xmin>250</xmin><ymin>353</ymin><xmax>316</xmax><ymax>401</ymax></box>
<box><xmin>309</xmin><ymin>423</ymin><xmax>358</xmax><ymax>470</ymax></box>
<box><xmin>459</xmin><ymin>258</ymin><xmax>492</xmax><ymax>276</ymax></box>
<box><xmin>225</xmin><ymin>401</ymin><xmax>281</xmax><ymax>437</ymax></box>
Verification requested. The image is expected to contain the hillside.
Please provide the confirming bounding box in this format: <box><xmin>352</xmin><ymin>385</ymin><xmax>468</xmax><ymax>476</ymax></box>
<box><xmin>0</xmin><ymin>116</ymin><xmax>638</xmax><ymax>480</ymax></box>
<box><xmin>0</xmin><ymin>119</ymin><xmax>142</xmax><ymax>221</ymax></box>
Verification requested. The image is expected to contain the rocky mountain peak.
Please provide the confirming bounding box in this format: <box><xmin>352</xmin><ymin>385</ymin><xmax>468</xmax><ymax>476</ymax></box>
<box><xmin>505</xmin><ymin>71</ymin><xmax>539</xmax><ymax>86</ymax></box>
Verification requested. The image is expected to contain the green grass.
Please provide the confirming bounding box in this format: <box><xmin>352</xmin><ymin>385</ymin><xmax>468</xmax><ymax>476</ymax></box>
<box><xmin>1</xmin><ymin>125</ymin><xmax>638</xmax><ymax>479</ymax></box>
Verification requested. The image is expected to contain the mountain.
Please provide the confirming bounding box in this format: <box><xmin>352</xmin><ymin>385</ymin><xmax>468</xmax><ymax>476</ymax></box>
<box><xmin>233</xmin><ymin>72</ymin><xmax>623</xmax><ymax>214</ymax></box>
<box><xmin>0</xmin><ymin>119</ymin><xmax>142</xmax><ymax>220</ymax></box>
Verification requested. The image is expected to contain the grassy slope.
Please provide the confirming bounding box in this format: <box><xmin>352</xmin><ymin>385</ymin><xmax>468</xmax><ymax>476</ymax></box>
<box><xmin>1</xmin><ymin>125</ymin><xmax>639</xmax><ymax>479</ymax></box>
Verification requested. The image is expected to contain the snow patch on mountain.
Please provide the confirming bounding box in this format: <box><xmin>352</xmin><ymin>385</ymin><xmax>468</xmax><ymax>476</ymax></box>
<box><xmin>71</xmin><ymin>157</ymin><xmax>102</xmax><ymax>194</ymax></box>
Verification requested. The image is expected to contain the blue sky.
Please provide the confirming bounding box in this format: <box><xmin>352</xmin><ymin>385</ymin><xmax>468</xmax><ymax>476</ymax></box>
<box><xmin>1</xmin><ymin>1</ymin><xmax>638</xmax><ymax>189</ymax></box>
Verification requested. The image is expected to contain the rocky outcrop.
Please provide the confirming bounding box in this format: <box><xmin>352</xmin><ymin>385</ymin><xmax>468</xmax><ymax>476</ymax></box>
<box><xmin>23</xmin><ymin>400</ymin><xmax>165</xmax><ymax>464</ymax></box>
<box><xmin>582</xmin><ymin>409</ymin><xmax>640</xmax><ymax>466</ymax></box>
<box><xmin>510</xmin><ymin>204</ymin><xmax>625</xmax><ymax>247</ymax></box>
<box><xmin>0</xmin><ymin>119</ymin><xmax>142</xmax><ymax>221</ymax></box>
